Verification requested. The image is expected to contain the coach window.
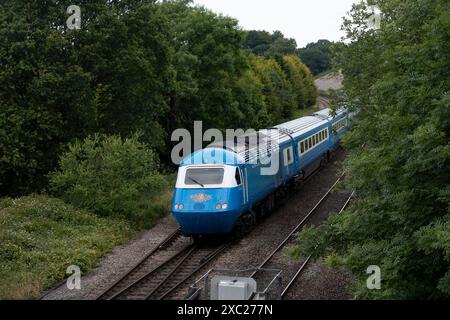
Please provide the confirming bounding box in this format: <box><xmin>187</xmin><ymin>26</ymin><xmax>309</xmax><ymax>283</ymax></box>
<box><xmin>300</xmin><ymin>141</ymin><xmax>305</xmax><ymax>154</ymax></box>
<box><xmin>235</xmin><ymin>168</ymin><xmax>242</xmax><ymax>186</ymax></box>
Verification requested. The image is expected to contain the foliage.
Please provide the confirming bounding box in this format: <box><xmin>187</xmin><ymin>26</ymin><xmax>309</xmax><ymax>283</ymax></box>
<box><xmin>250</xmin><ymin>56</ymin><xmax>296</xmax><ymax>122</ymax></box>
<box><xmin>75</xmin><ymin>0</ymin><xmax>173</xmax><ymax>148</ymax></box>
<box><xmin>283</xmin><ymin>55</ymin><xmax>318</xmax><ymax>109</ymax></box>
<box><xmin>0</xmin><ymin>195</ymin><xmax>132</xmax><ymax>299</ymax></box>
<box><xmin>291</xmin><ymin>0</ymin><xmax>450</xmax><ymax>299</ymax></box>
<box><xmin>298</xmin><ymin>39</ymin><xmax>333</xmax><ymax>75</ymax></box>
<box><xmin>49</xmin><ymin>133</ymin><xmax>167</xmax><ymax>228</ymax></box>
<box><xmin>244</xmin><ymin>30</ymin><xmax>298</xmax><ymax>56</ymax></box>
<box><xmin>160</xmin><ymin>1</ymin><xmax>248</xmax><ymax>132</ymax></box>
<box><xmin>1</xmin><ymin>0</ymin><xmax>318</xmax><ymax>198</ymax></box>
<box><xmin>0</xmin><ymin>0</ymin><xmax>173</xmax><ymax>196</ymax></box>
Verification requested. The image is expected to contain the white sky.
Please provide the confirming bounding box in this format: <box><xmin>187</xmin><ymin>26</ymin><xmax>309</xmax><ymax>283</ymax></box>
<box><xmin>193</xmin><ymin>0</ymin><xmax>358</xmax><ymax>47</ymax></box>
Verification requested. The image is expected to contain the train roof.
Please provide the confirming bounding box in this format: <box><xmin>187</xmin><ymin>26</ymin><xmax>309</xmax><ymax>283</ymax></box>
<box><xmin>179</xmin><ymin>147</ymin><xmax>244</xmax><ymax>166</ymax></box>
<box><xmin>181</xmin><ymin>108</ymin><xmax>348</xmax><ymax>165</ymax></box>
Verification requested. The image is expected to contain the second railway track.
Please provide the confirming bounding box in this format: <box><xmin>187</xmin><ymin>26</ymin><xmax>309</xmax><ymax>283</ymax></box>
<box><xmin>249</xmin><ymin>173</ymin><xmax>353</xmax><ymax>299</ymax></box>
<box><xmin>96</xmin><ymin>230</ymin><xmax>230</xmax><ymax>300</ymax></box>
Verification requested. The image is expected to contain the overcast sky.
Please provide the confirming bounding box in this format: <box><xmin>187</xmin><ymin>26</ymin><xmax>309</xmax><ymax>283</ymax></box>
<box><xmin>193</xmin><ymin>0</ymin><xmax>358</xmax><ymax>47</ymax></box>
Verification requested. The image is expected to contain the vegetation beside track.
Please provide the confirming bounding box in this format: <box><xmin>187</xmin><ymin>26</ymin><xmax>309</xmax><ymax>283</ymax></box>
<box><xmin>0</xmin><ymin>195</ymin><xmax>132</xmax><ymax>299</ymax></box>
<box><xmin>292</xmin><ymin>0</ymin><xmax>450</xmax><ymax>299</ymax></box>
<box><xmin>0</xmin><ymin>1</ymin><xmax>318</xmax><ymax>299</ymax></box>
<box><xmin>0</xmin><ymin>134</ymin><xmax>175</xmax><ymax>299</ymax></box>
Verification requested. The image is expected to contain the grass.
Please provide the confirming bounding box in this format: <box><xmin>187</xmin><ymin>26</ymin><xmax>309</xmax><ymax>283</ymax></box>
<box><xmin>0</xmin><ymin>195</ymin><xmax>133</xmax><ymax>299</ymax></box>
<box><xmin>134</xmin><ymin>174</ymin><xmax>174</xmax><ymax>229</ymax></box>
<box><xmin>0</xmin><ymin>172</ymin><xmax>176</xmax><ymax>300</ymax></box>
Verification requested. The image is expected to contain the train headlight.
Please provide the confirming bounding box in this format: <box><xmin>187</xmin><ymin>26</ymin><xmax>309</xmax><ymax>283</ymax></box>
<box><xmin>178</xmin><ymin>204</ymin><xmax>184</xmax><ymax>210</ymax></box>
<box><xmin>215</xmin><ymin>203</ymin><xmax>222</xmax><ymax>210</ymax></box>
<box><xmin>221</xmin><ymin>203</ymin><xmax>228</xmax><ymax>209</ymax></box>
<box><xmin>174</xmin><ymin>204</ymin><xmax>179</xmax><ymax>210</ymax></box>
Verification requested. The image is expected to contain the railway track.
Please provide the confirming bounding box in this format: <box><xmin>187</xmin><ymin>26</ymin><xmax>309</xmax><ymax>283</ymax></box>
<box><xmin>96</xmin><ymin>150</ymin><xmax>350</xmax><ymax>301</ymax></box>
<box><xmin>96</xmin><ymin>230</ymin><xmax>230</xmax><ymax>300</ymax></box>
<box><xmin>280</xmin><ymin>190</ymin><xmax>354</xmax><ymax>298</ymax></box>
<box><xmin>248</xmin><ymin>173</ymin><xmax>353</xmax><ymax>299</ymax></box>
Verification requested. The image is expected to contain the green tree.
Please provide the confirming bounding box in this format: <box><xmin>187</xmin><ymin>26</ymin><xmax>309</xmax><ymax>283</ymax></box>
<box><xmin>298</xmin><ymin>39</ymin><xmax>333</xmax><ymax>75</ymax></box>
<box><xmin>231</xmin><ymin>69</ymin><xmax>271</xmax><ymax>129</ymax></box>
<box><xmin>291</xmin><ymin>0</ymin><xmax>450</xmax><ymax>299</ymax></box>
<box><xmin>0</xmin><ymin>0</ymin><xmax>97</xmax><ymax>195</ymax></box>
<box><xmin>283</xmin><ymin>55</ymin><xmax>318</xmax><ymax>109</ymax></box>
<box><xmin>0</xmin><ymin>0</ymin><xmax>173</xmax><ymax>196</ymax></box>
<box><xmin>160</xmin><ymin>0</ymin><xmax>248</xmax><ymax>132</ymax></box>
<box><xmin>244</xmin><ymin>30</ymin><xmax>297</xmax><ymax>56</ymax></box>
<box><xmin>75</xmin><ymin>0</ymin><xmax>173</xmax><ymax>148</ymax></box>
<box><xmin>251</xmin><ymin>56</ymin><xmax>296</xmax><ymax>122</ymax></box>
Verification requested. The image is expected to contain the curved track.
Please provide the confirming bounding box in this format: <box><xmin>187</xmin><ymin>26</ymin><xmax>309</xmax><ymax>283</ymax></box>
<box><xmin>96</xmin><ymin>231</ymin><xmax>230</xmax><ymax>300</ymax></box>
<box><xmin>248</xmin><ymin>173</ymin><xmax>353</xmax><ymax>299</ymax></box>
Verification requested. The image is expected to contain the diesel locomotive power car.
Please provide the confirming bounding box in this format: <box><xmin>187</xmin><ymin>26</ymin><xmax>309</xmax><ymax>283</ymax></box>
<box><xmin>171</xmin><ymin>108</ymin><xmax>350</xmax><ymax>237</ymax></box>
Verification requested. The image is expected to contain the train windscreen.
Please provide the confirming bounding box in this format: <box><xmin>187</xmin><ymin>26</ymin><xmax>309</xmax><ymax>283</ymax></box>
<box><xmin>185</xmin><ymin>168</ymin><xmax>224</xmax><ymax>186</ymax></box>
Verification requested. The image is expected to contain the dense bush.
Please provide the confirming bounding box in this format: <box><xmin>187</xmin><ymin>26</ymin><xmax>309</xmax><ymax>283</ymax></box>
<box><xmin>49</xmin><ymin>134</ymin><xmax>167</xmax><ymax>227</ymax></box>
<box><xmin>0</xmin><ymin>195</ymin><xmax>132</xmax><ymax>299</ymax></box>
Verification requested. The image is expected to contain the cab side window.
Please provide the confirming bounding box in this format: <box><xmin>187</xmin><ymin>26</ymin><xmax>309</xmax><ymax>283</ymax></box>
<box><xmin>235</xmin><ymin>168</ymin><xmax>242</xmax><ymax>185</ymax></box>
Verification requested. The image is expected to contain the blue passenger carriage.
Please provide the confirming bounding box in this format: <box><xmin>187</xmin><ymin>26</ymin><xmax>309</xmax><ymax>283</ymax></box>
<box><xmin>171</xmin><ymin>108</ymin><xmax>350</xmax><ymax>237</ymax></box>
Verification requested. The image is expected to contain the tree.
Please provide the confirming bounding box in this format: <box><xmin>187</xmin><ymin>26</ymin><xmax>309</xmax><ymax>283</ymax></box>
<box><xmin>250</xmin><ymin>56</ymin><xmax>296</xmax><ymax>122</ymax></box>
<box><xmin>298</xmin><ymin>39</ymin><xmax>333</xmax><ymax>75</ymax></box>
<box><xmin>243</xmin><ymin>30</ymin><xmax>273</xmax><ymax>55</ymax></box>
<box><xmin>0</xmin><ymin>0</ymin><xmax>173</xmax><ymax>196</ymax></box>
<box><xmin>0</xmin><ymin>0</ymin><xmax>97</xmax><ymax>195</ymax></box>
<box><xmin>283</xmin><ymin>55</ymin><xmax>318</xmax><ymax>109</ymax></box>
<box><xmin>75</xmin><ymin>0</ymin><xmax>173</xmax><ymax>148</ymax></box>
<box><xmin>244</xmin><ymin>30</ymin><xmax>297</xmax><ymax>56</ymax></box>
<box><xmin>291</xmin><ymin>0</ymin><xmax>450</xmax><ymax>299</ymax></box>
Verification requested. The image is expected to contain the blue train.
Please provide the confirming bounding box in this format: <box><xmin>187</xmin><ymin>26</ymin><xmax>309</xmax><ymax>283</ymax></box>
<box><xmin>171</xmin><ymin>108</ymin><xmax>350</xmax><ymax>237</ymax></box>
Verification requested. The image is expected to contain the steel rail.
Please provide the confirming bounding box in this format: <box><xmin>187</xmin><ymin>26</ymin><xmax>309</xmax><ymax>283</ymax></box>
<box><xmin>155</xmin><ymin>242</ymin><xmax>232</xmax><ymax>300</ymax></box>
<box><xmin>95</xmin><ymin>228</ymin><xmax>185</xmax><ymax>300</ymax></box>
<box><xmin>250</xmin><ymin>171</ymin><xmax>346</xmax><ymax>278</ymax></box>
<box><xmin>143</xmin><ymin>245</ymin><xmax>198</xmax><ymax>300</ymax></box>
<box><xmin>280</xmin><ymin>191</ymin><xmax>354</xmax><ymax>298</ymax></box>
<box><xmin>106</xmin><ymin>243</ymin><xmax>195</xmax><ymax>300</ymax></box>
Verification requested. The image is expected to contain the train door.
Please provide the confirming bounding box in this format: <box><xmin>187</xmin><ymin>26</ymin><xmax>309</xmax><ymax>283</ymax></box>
<box><xmin>240</xmin><ymin>167</ymin><xmax>248</xmax><ymax>206</ymax></box>
<box><xmin>282</xmin><ymin>146</ymin><xmax>294</xmax><ymax>181</ymax></box>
